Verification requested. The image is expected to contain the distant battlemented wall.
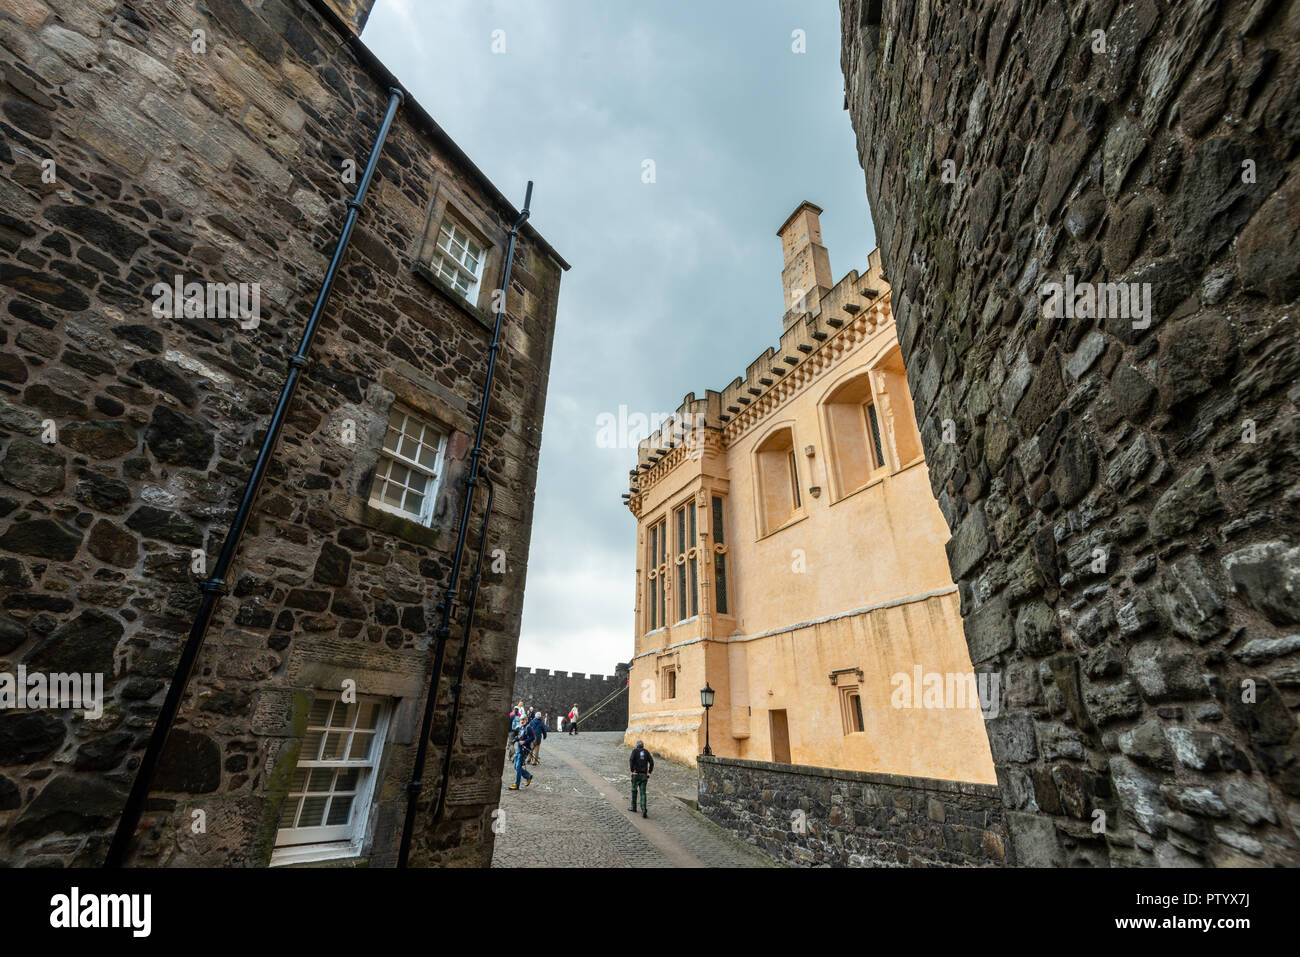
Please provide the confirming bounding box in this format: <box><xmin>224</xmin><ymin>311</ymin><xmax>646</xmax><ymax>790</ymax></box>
<box><xmin>512</xmin><ymin>664</ymin><xmax>630</xmax><ymax>732</ymax></box>
<box><xmin>841</xmin><ymin>0</ymin><xmax>1300</xmax><ymax>867</ymax></box>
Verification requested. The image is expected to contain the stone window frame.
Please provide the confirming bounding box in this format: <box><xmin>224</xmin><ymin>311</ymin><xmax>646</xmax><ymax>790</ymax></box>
<box><xmin>365</xmin><ymin>403</ymin><xmax>449</xmax><ymax>527</ymax></box>
<box><xmin>333</xmin><ymin>372</ymin><xmax>474</xmax><ymax>550</ymax></box>
<box><xmin>413</xmin><ymin>181</ymin><xmax>506</xmax><ymax>331</ymax></box>
<box><xmin>671</xmin><ymin>495</ymin><xmax>700</xmax><ymax>624</ymax></box>
<box><xmin>645</xmin><ymin>513</ymin><xmax>669</xmax><ymax>635</ymax></box>
<box><xmin>751</xmin><ymin>420</ymin><xmax>808</xmax><ymax>539</ymax></box>
<box><xmin>708</xmin><ymin>492</ymin><xmax>732</xmax><ymax>618</ymax></box>
<box><xmin>817</xmin><ymin>347</ymin><xmax>926</xmax><ymax>505</ymax></box>
<box><xmin>428</xmin><ymin>215</ymin><xmax>487</xmax><ymax>303</ymax></box>
<box><xmin>269</xmin><ymin>692</ymin><xmax>394</xmax><ymax>867</ymax></box>
<box><xmin>830</xmin><ymin>667</ymin><xmax>866</xmax><ymax>736</ymax></box>
<box><xmin>819</xmin><ymin>368</ymin><xmax>890</xmax><ymax>502</ymax></box>
<box><xmin>661</xmin><ymin>663</ymin><xmax>678</xmax><ymax>701</ymax></box>
<box><xmin>654</xmin><ymin>651</ymin><xmax>681</xmax><ymax>704</ymax></box>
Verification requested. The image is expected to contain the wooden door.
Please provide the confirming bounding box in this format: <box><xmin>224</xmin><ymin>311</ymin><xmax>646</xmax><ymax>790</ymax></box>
<box><xmin>769</xmin><ymin>709</ymin><xmax>791</xmax><ymax>764</ymax></box>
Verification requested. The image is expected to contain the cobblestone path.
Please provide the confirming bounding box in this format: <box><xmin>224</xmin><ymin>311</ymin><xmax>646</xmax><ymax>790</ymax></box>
<box><xmin>491</xmin><ymin>731</ymin><xmax>777</xmax><ymax>868</ymax></box>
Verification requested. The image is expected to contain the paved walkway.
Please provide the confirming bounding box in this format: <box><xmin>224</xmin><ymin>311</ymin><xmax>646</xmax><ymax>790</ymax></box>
<box><xmin>491</xmin><ymin>731</ymin><xmax>776</xmax><ymax>868</ymax></box>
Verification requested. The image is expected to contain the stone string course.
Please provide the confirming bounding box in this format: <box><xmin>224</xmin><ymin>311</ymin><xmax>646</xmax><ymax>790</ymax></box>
<box><xmin>841</xmin><ymin>0</ymin><xmax>1300</xmax><ymax>866</ymax></box>
<box><xmin>698</xmin><ymin>755</ymin><xmax>1008</xmax><ymax>867</ymax></box>
<box><xmin>0</xmin><ymin>0</ymin><xmax>563</xmax><ymax>866</ymax></box>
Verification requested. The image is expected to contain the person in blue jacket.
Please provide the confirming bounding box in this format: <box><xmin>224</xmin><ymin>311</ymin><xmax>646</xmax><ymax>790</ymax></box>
<box><xmin>527</xmin><ymin>711</ymin><xmax>549</xmax><ymax>765</ymax></box>
<box><xmin>509</xmin><ymin>716</ymin><xmax>538</xmax><ymax>790</ymax></box>
<box><xmin>507</xmin><ymin>706</ymin><xmax>523</xmax><ymax>760</ymax></box>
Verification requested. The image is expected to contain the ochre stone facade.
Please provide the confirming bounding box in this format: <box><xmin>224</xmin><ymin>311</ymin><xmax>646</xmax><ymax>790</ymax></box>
<box><xmin>842</xmin><ymin>0</ymin><xmax>1299</xmax><ymax>865</ymax></box>
<box><xmin>625</xmin><ymin>204</ymin><xmax>995</xmax><ymax>786</ymax></box>
<box><xmin>0</xmin><ymin>0</ymin><xmax>565</xmax><ymax>866</ymax></box>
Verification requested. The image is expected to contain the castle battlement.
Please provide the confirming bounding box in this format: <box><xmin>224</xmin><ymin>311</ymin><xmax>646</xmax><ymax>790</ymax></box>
<box><xmin>628</xmin><ymin>233</ymin><xmax>889</xmax><ymax>496</ymax></box>
<box><xmin>513</xmin><ymin>666</ymin><xmax>622</xmax><ymax>684</ymax></box>
<box><xmin>511</xmin><ymin>662</ymin><xmax>631</xmax><ymax>732</ymax></box>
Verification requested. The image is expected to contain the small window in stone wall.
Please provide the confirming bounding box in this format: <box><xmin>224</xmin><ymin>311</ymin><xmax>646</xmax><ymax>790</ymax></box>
<box><xmin>430</xmin><ymin>215</ymin><xmax>486</xmax><ymax>302</ymax></box>
<box><xmin>662</xmin><ymin>665</ymin><xmax>677</xmax><ymax>701</ymax></box>
<box><xmin>647</xmin><ymin>516</ymin><xmax>667</xmax><ymax>632</ymax></box>
<box><xmin>755</xmin><ymin>426</ymin><xmax>802</xmax><ymax>534</ymax></box>
<box><xmin>368</xmin><ymin>405</ymin><xmax>447</xmax><ymax>526</ymax></box>
<box><xmin>673</xmin><ymin>502</ymin><xmax>699</xmax><ymax>622</ymax></box>
<box><xmin>840</xmin><ymin>685</ymin><xmax>864</xmax><ymax>734</ymax></box>
<box><xmin>824</xmin><ymin>373</ymin><xmax>886</xmax><ymax>497</ymax></box>
<box><xmin>711</xmin><ymin>495</ymin><xmax>729</xmax><ymax>616</ymax></box>
<box><xmin>272</xmin><ymin>694</ymin><xmax>392</xmax><ymax>865</ymax></box>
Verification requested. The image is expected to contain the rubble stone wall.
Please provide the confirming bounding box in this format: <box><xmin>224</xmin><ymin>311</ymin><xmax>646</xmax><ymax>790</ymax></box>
<box><xmin>0</xmin><ymin>0</ymin><xmax>563</xmax><ymax>866</ymax></box>
<box><xmin>698</xmin><ymin>755</ymin><xmax>1008</xmax><ymax>867</ymax></box>
<box><xmin>841</xmin><ymin>0</ymin><xmax>1300</xmax><ymax>865</ymax></box>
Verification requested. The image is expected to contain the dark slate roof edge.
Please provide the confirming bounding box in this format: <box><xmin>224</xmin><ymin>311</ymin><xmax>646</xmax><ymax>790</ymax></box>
<box><xmin>304</xmin><ymin>0</ymin><xmax>572</xmax><ymax>272</ymax></box>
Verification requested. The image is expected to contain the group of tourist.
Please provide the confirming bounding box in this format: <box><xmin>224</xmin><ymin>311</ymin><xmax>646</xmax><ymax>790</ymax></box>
<box><xmin>506</xmin><ymin>701</ymin><xmax>582</xmax><ymax>790</ymax></box>
<box><xmin>504</xmin><ymin>701</ymin><xmax>659</xmax><ymax>818</ymax></box>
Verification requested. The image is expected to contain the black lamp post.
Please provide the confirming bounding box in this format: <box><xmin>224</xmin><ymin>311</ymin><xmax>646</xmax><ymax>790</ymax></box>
<box><xmin>700</xmin><ymin>683</ymin><xmax>715</xmax><ymax>757</ymax></box>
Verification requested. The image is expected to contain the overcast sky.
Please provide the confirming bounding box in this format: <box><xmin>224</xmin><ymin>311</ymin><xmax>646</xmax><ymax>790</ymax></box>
<box><xmin>366</xmin><ymin>0</ymin><xmax>877</xmax><ymax>675</ymax></box>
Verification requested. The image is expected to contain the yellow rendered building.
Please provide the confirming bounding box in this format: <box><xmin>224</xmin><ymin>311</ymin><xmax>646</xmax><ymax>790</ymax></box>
<box><xmin>624</xmin><ymin>203</ymin><xmax>996</xmax><ymax>784</ymax></box>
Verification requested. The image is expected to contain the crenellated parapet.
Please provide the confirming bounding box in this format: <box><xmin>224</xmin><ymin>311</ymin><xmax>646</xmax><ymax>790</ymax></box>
<box><xmin>627</xmin><ymin>245</ymin><xmax>891</xmax><ymax>508</ymax></box>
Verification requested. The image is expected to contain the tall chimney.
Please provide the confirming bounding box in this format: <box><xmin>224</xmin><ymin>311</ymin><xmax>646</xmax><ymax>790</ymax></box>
<box><xmin>777</xmin><ymin>201</ymin><xmax>833</xmax><ymax>329</ymax></box>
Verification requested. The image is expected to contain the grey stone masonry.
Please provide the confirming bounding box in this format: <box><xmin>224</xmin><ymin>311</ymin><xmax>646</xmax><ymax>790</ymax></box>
<box><xmin>512</xmin><ymin>663</ymin><xmax>629</xmax><ymax>732</ymax></box>
<box><xmin>0</xmin><ymin>0</ymin><xmax>566</xmax><ymax>867</ymax></box>
<box><xmin>698</xmin><ymin>755</ymin><xmax>1008</xmax><ymax>867</ymax></box>
<box><xmin>841</xmin><ymin>0</ymin><xmax>1300</xmax><ymax>866</ymax></box>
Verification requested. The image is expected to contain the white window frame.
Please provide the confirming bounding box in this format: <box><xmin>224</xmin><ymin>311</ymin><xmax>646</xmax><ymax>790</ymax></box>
<box><xmin>368</xmin><ymin>406</ymin><xmax>448</xmax><ymax>526</ymax></box>
<box><xmin>270</xmin><ymin>694</ymin><xmax>393</xmax><ymax>867</ymax></box>
<box><xmin>431</xmin><ymin>215</ymin><xmax>486</xmax><ymax>303</ymax></box>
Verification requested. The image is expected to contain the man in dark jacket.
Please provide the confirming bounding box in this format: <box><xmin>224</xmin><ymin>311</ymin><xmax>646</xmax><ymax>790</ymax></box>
<box><xmin>526</xmin><ymin>711</ymin><xmax>547</xmax><ymax>765</ymax></box>
<box><xmin>629</xmin><ymin>740</ymin><xmax>654</xmax><ymax>817</ymax></box>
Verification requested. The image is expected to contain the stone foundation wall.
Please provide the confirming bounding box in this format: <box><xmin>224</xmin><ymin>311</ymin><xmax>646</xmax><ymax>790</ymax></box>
<box><xmin>511</xmin><ymin>664</ymin><xmax>629</xmax><ymax>732</ymax></box>
<box><xmin>841</xmin><ymin>0</ymin><xmax>1300</xmax><ymax>865</ymax></box>
<box><xmin>0</xmin><ymin>0</ymin><xmax>563</xmax><ymax>866</ymax></box>
<box><xmin>698</xmin><ymin>755</ymin><xmax>1007</xmax><ymax>867</ymax></box>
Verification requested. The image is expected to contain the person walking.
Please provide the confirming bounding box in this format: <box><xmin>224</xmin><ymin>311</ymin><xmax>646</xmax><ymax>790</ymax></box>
<box><xmin>509</xmin><ymin>716</ymin><xmax>538</xmax><ymax>790</ymax></box>
<box><xmin>507</xmin><ymin>705</ymin><xmax>523</xmax><ymax>761</ymax></box>
<box><xmin>526</xmin><ymin>710</ymin><xmax>547</xmax><ymax>765</ymax></box>
<box><xmin>629</xmin><ymin>740</ymin><xmax>654</xmax><ymax>817</ymax></box>
<box><xmin>567</xmin><ymin>703</ymin><xmax>579</xmax><ymax>735</ymax></box>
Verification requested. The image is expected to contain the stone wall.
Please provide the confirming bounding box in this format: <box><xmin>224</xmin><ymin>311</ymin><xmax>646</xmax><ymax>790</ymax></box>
<box><xmin>512</xmin><ymin>664</ymin><xmax>629</xmax><ymax>732</ymax></box>
<box><xmin>0</xmin><ymin>0</ymin><xmax>564</xmax><ymax>866</ymax></box>
<box><xmin>841</xmin><ymin>0</ymin><xmax>1300</xmax><ymax>866</ymax></box>
<box><xmin>698</xmin><ymin>755</ymin><xmax>1007</xmax><ymax>867</ymax></box>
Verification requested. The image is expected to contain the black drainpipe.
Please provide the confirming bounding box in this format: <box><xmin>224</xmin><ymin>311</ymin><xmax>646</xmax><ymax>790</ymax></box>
<box><xmin>397</xmin><ymin>182</ymin><xmax>532</xmax><ymax>868</ymax></box>
<box><xmin>104</xmin><ymin>87</ymin><xmax>405</xmax><ymax>868</ymax></box>
<box><xmin>430</xmin><ymin>470</ymin><xmax>495</xmax><ymax>827</ymax></box>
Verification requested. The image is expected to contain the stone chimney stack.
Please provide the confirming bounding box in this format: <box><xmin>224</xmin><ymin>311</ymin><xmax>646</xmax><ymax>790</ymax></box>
<box><xmin>777</xmin><ymin>201</ymin><xmax>833</xmax><ymax>329</ymax></box>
